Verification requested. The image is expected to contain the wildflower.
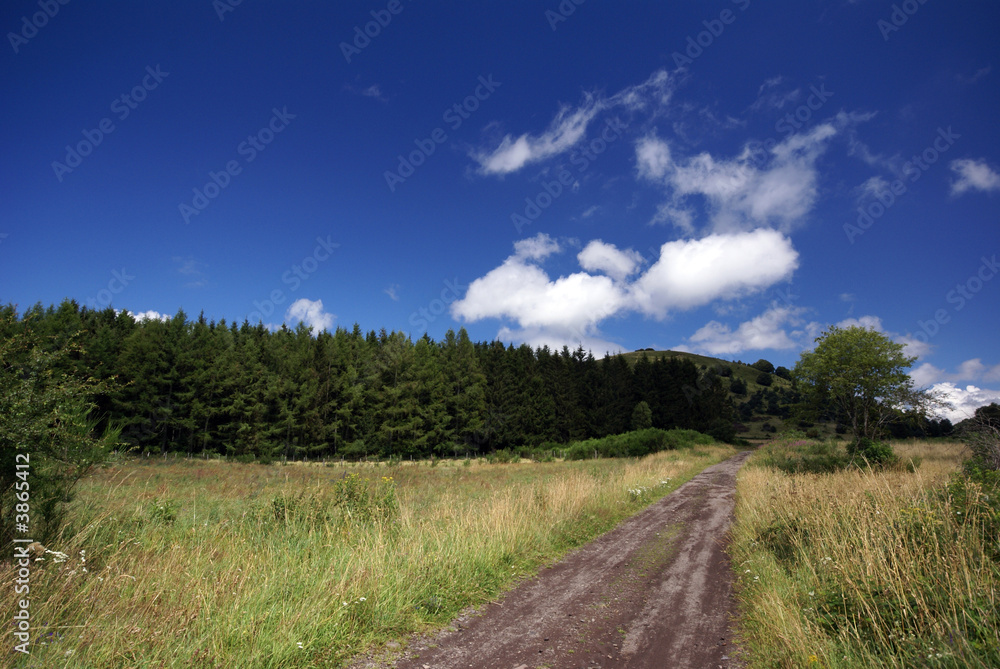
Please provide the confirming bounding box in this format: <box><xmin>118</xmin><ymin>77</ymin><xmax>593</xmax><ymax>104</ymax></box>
<box><xmin>297</xmin><ymin>642</ymin><xmax>304</xmax><ymax>649</ymax></box>
<box><xmin>808</xmin><ymin>655</ymin><xmax>818</xmax><ymax>664</ymax></box>
<box><xmin>808</xmin><ymin>591</ymin><xmax>815</xmax><ymax>597</ymax></box>
<box><xmin>359</xmin><ymin>597</ymin><xmax>367</xmax><ymax>602</ymax></box>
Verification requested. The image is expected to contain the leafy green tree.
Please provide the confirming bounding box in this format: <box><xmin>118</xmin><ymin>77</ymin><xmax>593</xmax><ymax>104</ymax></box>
<box><xmin>0</xmin><ymin>310</ymin><xmax>121</xmax><ymax>546</ymax></box>
<box><xmin>756</xmin><ymin>372</ymin><xmax>773</xmax><ymax>387</ymax></box>
<box><xmin>794</xmin><ymin>326</ymin><xmax>933</xmax><ymax>443</ymax></box>
<box><xmin>751</xmin><ymin>359</ymin><xmax>775</xmax><ymax>374</ymax></box>
<box><xmin>631</xmin><ymin>401</ymin><xmax>653</xmax><ymax>430</ymax></box>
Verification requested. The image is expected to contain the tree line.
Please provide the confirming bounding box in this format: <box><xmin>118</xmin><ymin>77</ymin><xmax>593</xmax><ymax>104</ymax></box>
<box><xmin>0</xmin><ymin>300</ymin><xmax>736</xmax><ymax>460</ymax></box>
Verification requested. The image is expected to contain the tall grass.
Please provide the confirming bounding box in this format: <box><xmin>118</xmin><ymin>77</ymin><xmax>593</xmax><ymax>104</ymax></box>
<box><xmin>730</xmin><ymin>438</ymin><xmax>1000</xmax><ymax>668</ymax></box>
<box><xmin>3</xmin><ymin>445</ymin><xmax>735</xmax><ymax>667</ymax></box>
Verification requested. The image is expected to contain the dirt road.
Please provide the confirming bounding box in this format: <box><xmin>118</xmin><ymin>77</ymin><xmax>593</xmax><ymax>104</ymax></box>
<box><xmin>361</xmin><ymin>450</ymin><xmax>752</xmax><ymax>669</ymax></box>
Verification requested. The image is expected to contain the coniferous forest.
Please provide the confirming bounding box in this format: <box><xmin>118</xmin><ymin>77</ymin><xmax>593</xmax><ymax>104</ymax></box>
<box><xmin>1</xmin><ymin>300</ymin><xmax>736</xmax><ymax>460</ymax></box>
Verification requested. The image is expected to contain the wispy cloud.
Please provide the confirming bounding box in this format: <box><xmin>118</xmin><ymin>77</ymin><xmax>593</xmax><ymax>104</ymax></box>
<box><xmin>957</xmin><ymin>65</ymin><xmax>991</xmax><ymax>86</ymax></box>
<box><xmin>173</xmin><ymin>255</ymin><xmax>208</xmax><ymax>288</ymax></box>
<box><xmin>681</xmin><ymin>305</ymin><xmax>819</xmax><ymax>356</ymax></box>
<box><xmin>950</xmin><ymin>158</ymin><xmax>1000</xmax><ymax>196</ymax></box>
<box><xmin>384</xmin><ymin>284</ymin><xmax>400</xmax><ymax>301</ymax></box>
<box><xmin>472</xmin><ymin>69</ymin><xmax>673</xmax><ymax>176</ymax></box>
<box><xmin>635</xmin><ymin>122</ymin><xmax>838</xmax><ymax>233</ymax></box>
<box><xmin>361</xmin><ymin>84</ymin><xmax>388</xmax><ymax>101</ymax></box>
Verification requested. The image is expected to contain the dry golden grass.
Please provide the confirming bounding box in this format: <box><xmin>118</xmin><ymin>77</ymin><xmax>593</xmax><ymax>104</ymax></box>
<box><xmin>2</xmin><ymin>445</ymin><xmax>735</xmax><ymax>668</ymax></box>
<box><xmin>731</xmin><ymin>439</ymin><xmax>999</xmax><ymax>668</ymax></box>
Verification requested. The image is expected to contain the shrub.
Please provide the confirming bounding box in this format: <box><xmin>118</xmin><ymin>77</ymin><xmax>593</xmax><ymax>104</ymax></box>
<box><xmin>756</xmin><ymin>372</ymin><xmax>773</xmax><ymax>387</ymax></box>
<box><xmin>848</xmin><ymin>438</ymin><xmax>898</xmax><ymax>467</ymax></box>
<box><xmin>564</xmin><ymin>428</ymin><xmax>714</xmax><ymax>460</ymax></box>
<box><xmin>758</xmin><ymin>440</ymin><xmax>850</xmax><ymax>474</ymax></box>
<box><xmin>148</xmin><ymin>498</ymin><xmax>180</xmax><ymax>525</ymax></box>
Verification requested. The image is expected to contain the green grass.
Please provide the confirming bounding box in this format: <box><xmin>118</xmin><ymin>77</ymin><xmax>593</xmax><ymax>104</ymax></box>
<box><xmin>3</xmin><ymin>445</ymin><xmax>736</xmax><ymax>668</ymax></box>
<box><xmin>730</xmin><ymin>438</ymin><xmax>1000</xmax><ymax>668</ymax></box>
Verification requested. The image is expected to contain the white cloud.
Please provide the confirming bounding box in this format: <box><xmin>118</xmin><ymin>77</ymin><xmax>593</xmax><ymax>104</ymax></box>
<box><xmin>630</xmin><ymin>229</ymin><xmax>799</xmax><ymax>318</ymax></box>
<box><xmin>857</xmin><ymin>176</ymin><xmax>891</xmax><ymax>200</ymax></box>
<box><xmin>452</xmin><ymin>229</ymin><xmax>800</xmax><ymax>351</ymax></box>
<box><xmin>514</xmin><ymin>233</ymin><xmax>561</xmax><ymax>261</ymax></box>
<box><xmin>450</xmin><ymin>237</ymin><xmax>625</xmax><ymax>333</ymax></box>
<box><xmin>950</xmin><ymin>158</ymin><xmax>1000</xmax><ymax>196</ymax></box>
<box><xmin>362</xmin><ymin>84</ymin><xmax>387</xmax><ymax>101</ymax></box>
<box><xmin>635</xmin><ymin>136</ymin><xmax>672</xmax><ymax>180</ymax></box>
<box><xmin>749</xmin><ymin>77</ymin><xmax>800</xmax><ymax>112</ymax></box>
<box><xmin>473</xmin><ymin>69</ymin><xmax>673</xmax><ymax>175</ymax></box>
<box><xmin>497</xmin><ymin>325</ymin><xmax>625</xmax><ymax>357</ymax></box>
<box><xmin>910</xmin><ymin>359</ymin><xmax>1000</xmax><ymax>422</ymax></box>
<box><xmin>128</xmin><ymin>310</ymin><xmax>169</xmax><ymax>322</ymax></box>
<box><xmin>895</xmin><ymin>333</ymin><xmax>934</xmax><ymax>359</ymax></box>
<box><xmin>384</xmin><ymin>284</ymin><xmax>400</xmax><ymax>301</ymax></box>
<box><xmin>636</xmin><ymin>123</ymin><xmax>838</xmax><ymax>233</ymax></box>
<box><xmin>285</xmin><ymin>298</ymin><xmax>335</xmax><ymax>333</ymax></box>
<box><xmin>577</xmin><ymin>240</ymin><xmax>643</xmax><ymax>282</ymax></box>
<box><xmin>910</xmin><ymin>362</ymin><xmax>944</xmax><ymax>388</ymax></box>
<box><xmin>683</xmin><ymin>305</ymin><xmax>816</xmax><ymax>355</ymax></box>
<box><xmin>912</xmin><ymin>358</ymin><xmax>1000</xmax><ymax>387</ymax></box>
<box><xmin>929</xmin><ymin>383</ymin><xmax>1000</xmax><ymax>423</ymax></box>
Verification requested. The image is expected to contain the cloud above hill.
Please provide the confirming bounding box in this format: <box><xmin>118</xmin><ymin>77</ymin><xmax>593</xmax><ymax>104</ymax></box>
<box><xmin>452</xmin><ymin>230</ymin><xmax>798</xmax><ymax>352</ymax></box>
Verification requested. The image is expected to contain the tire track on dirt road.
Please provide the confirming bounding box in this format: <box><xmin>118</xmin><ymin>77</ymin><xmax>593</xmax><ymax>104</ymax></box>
<box><xmin>366</xmin><ymin>450</ymin><xmax>752</xmax><ymax>669</ymax></box>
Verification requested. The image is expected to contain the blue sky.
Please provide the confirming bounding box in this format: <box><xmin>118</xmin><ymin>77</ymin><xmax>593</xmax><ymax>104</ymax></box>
<box><xmin>1</xmin><ymin>1</ymin><xmax>998</xmax><ymax>421</ymax></box>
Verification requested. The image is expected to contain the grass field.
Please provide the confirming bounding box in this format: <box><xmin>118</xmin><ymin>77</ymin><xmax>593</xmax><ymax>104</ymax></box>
<box><xmin>4</xmin><ymin>445</ymin><xmax>736</xmax><ymax>668</ymax></box>
<box><xmin>730</xmin><ymin>438</ymin><xmax>1000</xmax><ymax>668</ymax></box>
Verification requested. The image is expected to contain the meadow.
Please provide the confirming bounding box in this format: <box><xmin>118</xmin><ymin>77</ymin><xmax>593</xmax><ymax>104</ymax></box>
<box><xmin>730</xmin><ymin>438</ymin><xmax>1000</xmax><ymax>668</ymax></box>
<box><xmin>3</xmin><ymin>444</ymin><xmax>736</xmax><ymax>668</ymax></box>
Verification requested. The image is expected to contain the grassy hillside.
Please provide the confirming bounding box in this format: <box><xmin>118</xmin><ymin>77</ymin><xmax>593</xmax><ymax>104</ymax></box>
<box><xmin>619</xmin><ymin>349</ymin><xmax>799</xmax><ymax>440</ymax></box>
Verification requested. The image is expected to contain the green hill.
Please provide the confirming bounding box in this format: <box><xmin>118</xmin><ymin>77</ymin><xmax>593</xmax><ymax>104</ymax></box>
<box><xmin>618</xmin><ymin>349</ymin><xmax>800</xmax><ymax>440</ymax></box>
